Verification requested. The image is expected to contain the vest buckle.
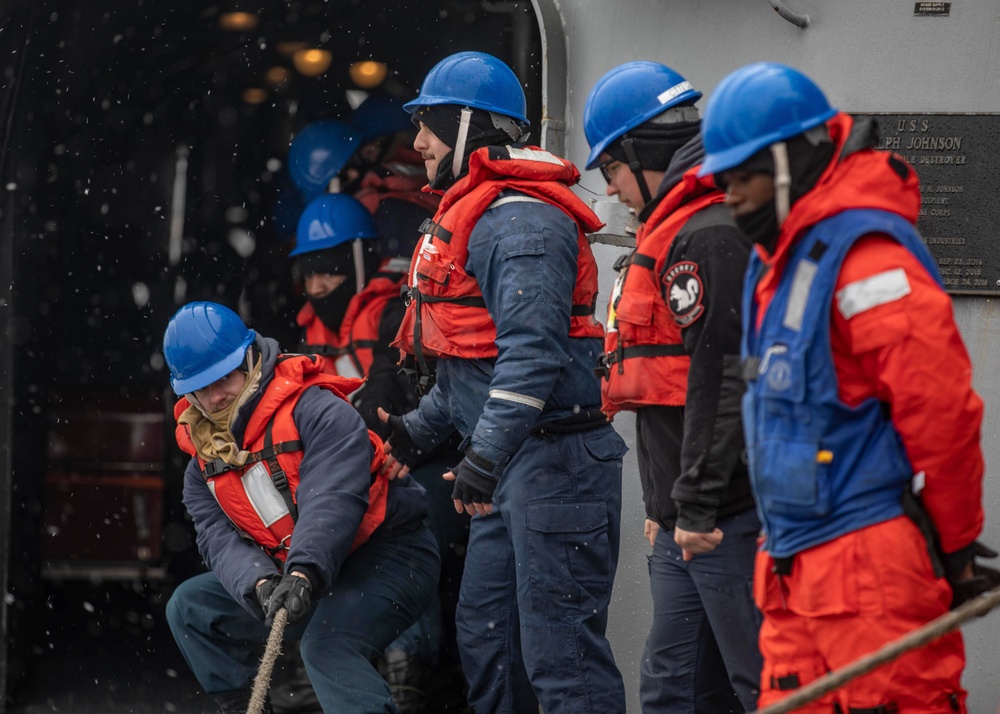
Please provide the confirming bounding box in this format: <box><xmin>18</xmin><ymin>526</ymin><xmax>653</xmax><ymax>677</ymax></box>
<box><xmin>203</xmin><ymin>458</ymin><xmax>235</xmax><ymax>478</ymax></box>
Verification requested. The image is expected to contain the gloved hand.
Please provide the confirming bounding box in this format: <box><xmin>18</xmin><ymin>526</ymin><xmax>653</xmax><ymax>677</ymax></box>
<box><xmin>948</xmin><ymin>542</ymin><xmax>1000</xmax><ymax>609</ymax></box>
<box><xmin>450</xmin><ymin>457</ymin><xmax>498</xmax><ymax>512</ymax></box>
<box><xmin>256</xmin><ymin>573</ymin><xmax>282</xmax><ymax>615</ymax></box>
<box><xmin>378</xmin><ymin>408</ymin><xmax>429</xmax><ymax>468</ymax></box>
<box><xmin>258</xmin><ymin>573</ymin><xmax>313</xmax><ymax>627</ymax></box>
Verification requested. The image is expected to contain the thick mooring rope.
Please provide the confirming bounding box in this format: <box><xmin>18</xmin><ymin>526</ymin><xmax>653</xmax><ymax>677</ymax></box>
<box><xmin>247</xmin><ymin>607</ymin><xmax>288</xmax><ymax>714</ymax></box>
<box><xmin>753</xmin><ymin>586</ymin><xmax>1000</xmax><ymax>714</ymax></box>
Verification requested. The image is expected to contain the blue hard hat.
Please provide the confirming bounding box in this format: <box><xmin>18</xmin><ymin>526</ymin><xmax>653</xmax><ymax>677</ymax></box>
<box><xmin>583</xmin><ymin>61</ymin><xmax>702</xmax><ymax>170</ymax></box>
<box><xmin>291</xmin><ymin>193</ymin><xmax>378</xmax><ymax>258</ymax></box>
<box><xmin>700</xmin><ymin>62</ymin><xmax>837</xmax><ymax>177</ymax></box>
<box><xmin>163</xmin><ymin>302</ymin><xmax>256</xmax><ymax>395</ymax></box>
<box><xmin>403</xmin><ymin>51</ymin><xmax>529</xmax><ymax>126</ymax></box>
<box><xmin>288</xmin><ymin>120</ymin><xmax>363</xmax><ymax>199</ymax></box>
<box><xmin>352</xmin><ymin>93</ymin><xmax>414</xmax><ymax>143</ymax></box>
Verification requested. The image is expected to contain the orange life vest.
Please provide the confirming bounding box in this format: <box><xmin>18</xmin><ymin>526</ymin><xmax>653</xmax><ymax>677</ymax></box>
<box><xmin>600</xmin><ymin>169</ymin><xmax>724</xmax><ymax>416</ymax></box>
<box><xmin>353</xmin><ymin>166</ymin><xmax>441</xmax><ymax>216</ymax></box>
<box><xmin>173</xmin><ymin>355</ymin><xmax>388</xmax><ymax>559</ymax></box>
<box><xmin>297</xmin><ymin>257</ymin><xmax>409</xmax><ymax>378</ymax></box>
<box><xmin>393</xmin><ymin>145</ymin><xmax>605</xmax><ymax>363</ymax></box>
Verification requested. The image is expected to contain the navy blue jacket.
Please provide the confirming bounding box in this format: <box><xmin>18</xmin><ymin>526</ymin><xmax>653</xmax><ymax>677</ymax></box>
<box><xmin>181</xmin><ymin>336</ymin><xmax>427</xmax><ymax>617</ymax></box>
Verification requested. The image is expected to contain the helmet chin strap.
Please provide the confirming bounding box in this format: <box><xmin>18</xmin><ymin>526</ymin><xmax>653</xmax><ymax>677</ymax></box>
<box><xmin>352</xmin><ymin>238</ymin><xmax>366</xmax><ymax>293</ymax></box>
<box><xmin>620</xmin><ymin>136</ymin><xmax>653</xmax><ymax>206</ymax></box>
<box><xmin>452</xmin><ymin>107</ymin><xmax>473</xmax><ymax>180</ymax></box>
<box><xmin>770</xmin><ymin>141</ymin><xmax>791</xmax><ymax>225</ymax></box>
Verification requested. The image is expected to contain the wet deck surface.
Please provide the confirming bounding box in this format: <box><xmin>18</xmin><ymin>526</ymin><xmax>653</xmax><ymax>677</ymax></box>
<box><xmin>6</xmin><ymin>581</ymin><xmax>217</xmax><ymax>714</ymax></box>
<box><xmin>4</xmin><ymin>580</ymin><xmax>469</xmax><ymax>714</ymax></box>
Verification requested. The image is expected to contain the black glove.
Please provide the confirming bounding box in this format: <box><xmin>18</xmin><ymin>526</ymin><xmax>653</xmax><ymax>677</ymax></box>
<box><xmin>450</xmin><ymin>457</ymin><xmax>498</xmax><ymax>507</ymax></box>
<box><xmin>259</xmin><ymin>573</ymin><xmax>313</xmax><ymax>627</ymax></box>
<box><xmin>948</xmin><ymin>542</ymin><xmax>1000</xmax><ymax>609</ymax></box>
<box><xmin>383</xmin><ymin>412</ymin><xmax>430</xmax><ymax>468</ymax></box>
<box><xmin>255</xmin><ymin>573</ymin><xmax>282</xmax><ymax>616</ymax></box>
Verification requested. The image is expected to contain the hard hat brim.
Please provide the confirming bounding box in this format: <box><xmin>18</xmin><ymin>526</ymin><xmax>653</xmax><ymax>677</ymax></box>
<box><xmin>170</xmin><ymin>332</ymin><xmax>255</xmax><ymax>395</ymax></box>
<box><xmin>698</xmin><ymin>109</ymin><xmax>837</xmax><ymax>178</ymax></box>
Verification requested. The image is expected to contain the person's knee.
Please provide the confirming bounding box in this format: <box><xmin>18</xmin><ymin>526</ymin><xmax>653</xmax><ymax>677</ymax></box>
<box><xmin>165</xmin><ymin>579</ymin><xmax>198</xmax><ymax>631</ymax></box>
<box><xmin>300</xmin><ymin>629</ymin><xmax>374</xmax><ymax>668</ymax></box>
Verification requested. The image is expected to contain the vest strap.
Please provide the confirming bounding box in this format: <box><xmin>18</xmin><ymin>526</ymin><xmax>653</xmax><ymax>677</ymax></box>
<box><xmin>264</xmin><ymin>418</ymin><xmax>299</xmax><ymax>523</ymax></box>
<box><xmin>595</xmin><ymin>343</ymin><xmax>687</xmax><ymax>378</ymax></box>
<box><xmin>770</xmin><ymin>673</ymin><xmax>801</xmax><ymax>691</ymax></box>
<box><xmin>417</xmin><ymin>218</ymin><xmax>453</xmax><ymax>244</ymax></box>
<box><xmin>202</xmin><ymin>439</ymin><xmax>302</xmax><ymax>477</ymax></box>
<box><xmin>630</xmin><ymin>253</ymin><xmax>657</xmax><ymax>270</ymax></box>
<box><xmin>847</xmin><ymin>705</ymin><xmax>899</xmax><ymax>714</ymax></box>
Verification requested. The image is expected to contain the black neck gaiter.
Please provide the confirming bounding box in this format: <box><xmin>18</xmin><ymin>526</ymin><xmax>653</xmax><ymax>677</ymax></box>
<box><xmin>309</xmin><ymin>284</ymin><xmax>355</xmax><ymax>332</ymax></box>
<box><xmin>736</xmin><ymin>201</ymin><xmax>780</xmax><ymax>256</ymax></box>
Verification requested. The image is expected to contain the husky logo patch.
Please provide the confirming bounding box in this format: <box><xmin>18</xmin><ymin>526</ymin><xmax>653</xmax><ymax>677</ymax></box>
<box><xmin>664</xmin><ymin>261</ymin><xmax>705</xmax><ymax>327</ymax></box>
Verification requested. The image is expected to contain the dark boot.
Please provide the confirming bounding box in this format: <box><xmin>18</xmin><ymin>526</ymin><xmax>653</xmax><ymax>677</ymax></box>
<box><xmin>269</xmin><ymin>647</ymin><xmax>322</xmax><ymax>714</ymax></box>
<box><xmin>379</xmin><ymin>648</ymin><xmax>429</xmax><ymax>714</ymax></box>
<box><xmin>214</xmin><ymin>689</ymin><xmax>273</xmax><ymax>714</ymax></box>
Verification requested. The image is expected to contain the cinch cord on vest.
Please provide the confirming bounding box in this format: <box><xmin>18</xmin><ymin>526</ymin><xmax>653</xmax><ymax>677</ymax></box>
<box><xmin>247</xmin><ymin>607</ymin><xmax>288</xmax><ymax>714</ymax></box>
<box><xmin>752</xmin><ymin>586</ymin><xmax>1000</xmax><ymax>714</ymax></box>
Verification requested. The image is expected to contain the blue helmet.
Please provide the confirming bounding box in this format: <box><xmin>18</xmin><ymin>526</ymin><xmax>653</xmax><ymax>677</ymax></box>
<box><xmin>288</xmin><ymin>120</ymin><xmax>363</xmax><ymax>199</ymax></box>
<box><xmin>291</xmin><ymin>193</ymin><xmax>378</xmax><ymax>258</ymax></box>
<box><xmin>699</xmin><ymin>62</ymin><xmax>837</xmax><ymax>177</ymax></box>
<box><xmin>163</xmin><ymin>302</ymin><xmax>256</xmax><ymax>395</ymax></box>
<box><xmin>583</xmin><ymin>61</ymin><xmax>702</xmax><ymax>170</ymax></box>
<box><xmin>403</xmin><ymin>51</ymin><xmax>529</xmax><ymax>126</ymax></box>
<box><xmin>351</xmin><ymin>93</ymin><xmax>414</xmax><ymax>143</ymax></box>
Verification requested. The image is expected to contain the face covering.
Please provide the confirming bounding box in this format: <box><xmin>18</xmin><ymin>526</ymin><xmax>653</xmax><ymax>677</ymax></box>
<box><xmin>736</xmin><ymin>199</ymin><xmax>780</xmax><ymax>255</ymax></box>
<box><xmin>309</xmin><ymin>283</ymin><xmax>355</xmax><ymax>331</ymax></box>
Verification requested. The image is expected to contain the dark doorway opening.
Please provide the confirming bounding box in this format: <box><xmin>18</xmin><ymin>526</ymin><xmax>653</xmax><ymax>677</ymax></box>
<box><xmin>0</xmin><ymin>1</ymin><xmax>542</xmax><ymax>710</ymax></box>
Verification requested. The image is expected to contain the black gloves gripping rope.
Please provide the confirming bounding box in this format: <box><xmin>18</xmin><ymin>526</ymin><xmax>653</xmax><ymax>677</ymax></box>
<box><xmin>948</xmin><ymin>542</ymin><xmax>1000</xmax><ymax>609</ymax></box>
<box><xmin>257</xmin><ymin>573</ymin><xmax>313</xmax><ymax>627</ymax></box>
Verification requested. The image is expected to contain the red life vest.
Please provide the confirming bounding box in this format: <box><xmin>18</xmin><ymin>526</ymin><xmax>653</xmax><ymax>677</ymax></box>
<box><xmin>173</xmin><ymin>355</ymin><xmax>389</xmax><ymax>559</ymax></box>
<box><xmin>353</xmin><ymin>165</ymin><xmax>441</xmax><ymax>216</ymax></box>
<box><xmin>393</xmin><ymin>146</ymin><xmax>605</xmax><ymax>362</ymax></box>
<box><xmin>296</xmin><ymin>257</ymin><xmax>409</xmax><ymax>378</ymax></box>
<box><xmin>600</xmin><ymin>168</ymin><xmax>725</xmax><ymax>416</ymax></box>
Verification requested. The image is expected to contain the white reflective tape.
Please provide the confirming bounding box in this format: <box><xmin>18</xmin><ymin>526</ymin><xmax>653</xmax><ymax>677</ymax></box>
<box><xmin>489</xmin><ymin>389</ymin><xmax>545</xmax><ymax>410</ymax></box>
<box><xmin>783</xmin><ymin>260</ymin><xmax>817</xmax><ymax>332</ymax></box>
<box><xmin>334</xmin><ymin>354</ymin><xmax>363</xmax><ymax>380</ymax></box>
<box><xmin>487</xmin><ymin>195</ymin><xmax>546</xmax><ymax>210</ymax></box>
<box><xmin>836</xmin><ymin>268</ymin><xmax>911</xmax><ymax>319</ymax></box>
<box><xmin>505</xmin><ymin>146</ymin><xmax>564</xmax><ymax>166</ymax></box>
<box><xmin>657</xmin><ymin>80</ymin><xmax>693</xmax><ymax>105</ymax></box>
<box><xmin>384</xmin><ymin>256</ymin><xmax>412</xmax><ymax>272</ymax></box>
<box><xmin>242</xmin><ymin>462</ymin><xmax>290</xmax><ymax>527</ymax></box>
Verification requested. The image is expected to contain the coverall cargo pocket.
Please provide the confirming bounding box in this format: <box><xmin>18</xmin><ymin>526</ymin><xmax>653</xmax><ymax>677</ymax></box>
<box><xmin>526</xmin><ymin>500</ymin><xmax>612</xmax><ymax>618</ymax></box>
<box><xmin>582</xmin><ymin>429</ymin><xmax>629</xmax><ymax>462</ymax></box>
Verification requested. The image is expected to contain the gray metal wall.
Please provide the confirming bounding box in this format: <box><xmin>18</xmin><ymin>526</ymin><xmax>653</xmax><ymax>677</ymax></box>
<box><xmin>535</xmin><ymin>0</ymin><xmax>1000</xmax><ymax>709</ymax></box>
